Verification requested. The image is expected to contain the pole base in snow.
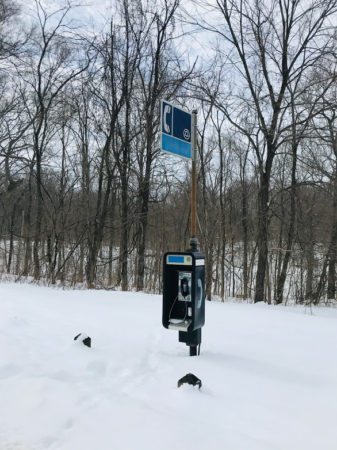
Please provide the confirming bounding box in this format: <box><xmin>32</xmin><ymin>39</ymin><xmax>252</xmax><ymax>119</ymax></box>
<box><xmin>179</xmin><ymin>328</ymin><xmax>201</xmax><ymax>356</ymax></box>
<box><xmin>189</xmin><ymin>345</ymin><xmax>197</xmax><ymax>356</ymax></box>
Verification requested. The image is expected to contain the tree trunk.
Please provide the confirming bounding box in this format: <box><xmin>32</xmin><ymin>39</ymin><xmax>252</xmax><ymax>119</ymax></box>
<box><xmin>33</xmin><ymin>153</ymin><xmax>43</xmax><ymax>280</ymax></box>
<box><xmin>275</xmin><ymin>145</ymin><xmax>298</xmax><ymax>304</ymax></box>
<box><xmin>120</xmin><ymin>168</ymin><xmax>128</xmax><ymax>291</ymax></box>
<box><xmin>136</xmin><ymin>169</ymin><xmax>151</xmax><ymax>291</ymax></box>
<box><xmin>7</xmin><ymin>204</ymin><xmax>17</xmax><ymax>274</ymax></box>
<box><xmin>23</xmin><ymin>171</ymin><xmax>33</xmax><ymax>277</ymax></box>
<box><xmin>86</xmin><ymin>175</ymin><xmax>113</xmax><ymax>288</ymax></box>
<box><xmin>254</xmin><ymin>171</ymin><xmax>270</xmax><ymax>303</ymax></box>
<box><xmin>327</xmin><ymin>178</ymin><xmax>337</xmax><ymax>300</ymax></box>
<box><xmin>305</xmin><ymin>238</ymin><xmax>314</xmax><ymax>302</ymax></box>
<box><xmin>108</xmin><ymin>192</ymin><xmax>116</xmax><ymax>286</ymax></box>
<box><xmin>231</xmin><ymin>236</ymin><xmax>235</xmax><ymax>297</ymax></box>
<box><xmin>242</xmin><ymin>180</ymin><xmax>248</xmax><ymax>299</ymax></box>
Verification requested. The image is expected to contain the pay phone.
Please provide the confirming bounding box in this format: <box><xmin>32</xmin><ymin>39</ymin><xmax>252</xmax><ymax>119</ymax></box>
<box><xmin>162</xmin><ymin>251</ymin><xmax>205</xmax><ymax>355</ymax></box>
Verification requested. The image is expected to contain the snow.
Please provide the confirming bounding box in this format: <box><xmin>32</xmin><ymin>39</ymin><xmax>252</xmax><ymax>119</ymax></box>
<box><xmin>1</xmin><ymin>283</ymin><xmax>337</xmax><ymax>450</ymax></box>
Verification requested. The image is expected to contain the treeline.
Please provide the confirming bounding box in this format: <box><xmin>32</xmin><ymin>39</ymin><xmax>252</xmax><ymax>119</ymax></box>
<box><xmin>0</xmin><ymin>0</ymin><xmax>336</xmax><ymax>305</ymax></box>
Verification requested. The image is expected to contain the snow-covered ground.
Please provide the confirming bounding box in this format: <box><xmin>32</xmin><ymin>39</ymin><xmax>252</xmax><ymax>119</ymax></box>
<box><xmin>1</xmin><ymin>283</ymin><xmax>337</xmax><ymax>450</ymax></box>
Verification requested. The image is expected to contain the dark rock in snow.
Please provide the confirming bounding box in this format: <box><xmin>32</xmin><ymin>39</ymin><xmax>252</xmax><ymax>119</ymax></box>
<box><xmin>177</xmin><ymin>373</ymin><xmax>202</xmax><ymax>389</ymax></box>
<box><xmin>74</xmin><ymin>332</ymin><xmax>91</xmax><ymax>348</ymax></box>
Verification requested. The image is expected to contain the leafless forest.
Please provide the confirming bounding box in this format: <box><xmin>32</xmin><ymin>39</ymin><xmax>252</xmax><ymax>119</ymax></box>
<box><xmin>0</xmin><ymin>0</ymin><xmax>336</xmax><ymax>304</ymax></box>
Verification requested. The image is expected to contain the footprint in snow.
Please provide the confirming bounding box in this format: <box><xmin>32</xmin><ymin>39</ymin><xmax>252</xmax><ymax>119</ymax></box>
<box><xmin>86</xmin><ymin>360</ymin><xmax>107</xmax><ymax>376</ymax></box>
<box><xmin>1</xmin><ymin>442</ymin><xmax>36</xmax><ymax>450</ymax></box>
<box><xmin>0</xmin><ymin>364</ymin><xmax>21</xmax><ymax>379</ymax></box>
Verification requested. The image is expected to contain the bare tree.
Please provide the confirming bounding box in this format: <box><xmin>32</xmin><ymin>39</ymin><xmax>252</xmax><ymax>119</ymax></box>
<box><xmin>0</xmin><ymin>0</ymin><xmax>22</xmax><ymax>60</ymax></box>
<box><xmin>134</xmin><ymin>0</ymin><xmax>193</xmax><ymax>291</ymax></box>
<box><xmin>195</xmin><ymin>0</ymin><xmax>337</xmax><ymax>302</ymax></box>
<box><xmin>17</xmin><ymin>1</ymin><xmax>90</xmax><ymax>279</ymax></box>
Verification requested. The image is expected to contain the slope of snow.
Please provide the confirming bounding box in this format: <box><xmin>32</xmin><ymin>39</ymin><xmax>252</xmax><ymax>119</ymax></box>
<box><xmin>0</xmin><ymin>283</ymin><xmax>337</xmax><ymax>450</ymax></box>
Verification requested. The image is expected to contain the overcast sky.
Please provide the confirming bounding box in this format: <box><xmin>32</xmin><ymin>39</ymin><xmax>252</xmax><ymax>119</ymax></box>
<box><xmin>17</xmin><ymin>0</ymin><xmax>214</xmax><ymax>66</ymax></box>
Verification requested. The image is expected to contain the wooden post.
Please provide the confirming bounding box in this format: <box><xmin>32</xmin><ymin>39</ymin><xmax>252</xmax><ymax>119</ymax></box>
<box><xmin>190</xmin><ymin>110</ymin><xmax>198</xmax><ymax>251</ymax></box>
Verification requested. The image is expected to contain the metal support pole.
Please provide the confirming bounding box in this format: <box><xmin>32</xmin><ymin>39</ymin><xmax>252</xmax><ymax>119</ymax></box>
<box><xmin>179</xmin><ymin>329</ymin><xmax>201</xmax><ymax>357</ymax></box>
<box><xmin>190</xmin><ymin>110</ymin><xmax>198</xmax><ymax>252</ymax></box>
<box><xmin>189</xmin><ymin>345</ymin><xmax>197</xmax><ymax>356</ymax></box>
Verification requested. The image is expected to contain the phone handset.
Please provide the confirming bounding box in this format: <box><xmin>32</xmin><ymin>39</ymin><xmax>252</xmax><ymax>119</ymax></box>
<box><xmin>180</xmin><ymin>277</ymin><xmax>190</xmax><ymax>298</ymax></box>
<box><xmin>163</xmin><ymin>105</ymin><xmax>171</xmax><ymax>133</ymax></box>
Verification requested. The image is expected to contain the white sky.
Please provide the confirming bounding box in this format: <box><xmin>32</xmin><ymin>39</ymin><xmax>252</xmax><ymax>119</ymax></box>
<box><xmin>17</xmin><ymin>0</ymin><xmax>215</xmax><ymax>65</ymax></box>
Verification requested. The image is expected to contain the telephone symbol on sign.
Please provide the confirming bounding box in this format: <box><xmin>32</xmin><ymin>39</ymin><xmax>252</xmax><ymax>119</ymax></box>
<box><xmin>163</xmin><ymin>105</ymin><xmax>171</xmax><ymax>134</ymax></box>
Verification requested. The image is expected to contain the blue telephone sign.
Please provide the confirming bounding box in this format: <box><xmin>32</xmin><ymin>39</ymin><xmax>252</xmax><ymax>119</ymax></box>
<box><xmin>161</xmin><ymin>100</ymin><xmax>192</xmax><ymax>159</ymax></box>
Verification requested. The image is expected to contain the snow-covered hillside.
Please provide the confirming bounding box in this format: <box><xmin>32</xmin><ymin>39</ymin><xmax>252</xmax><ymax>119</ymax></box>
<box><xmin>1</xmin><ymin>283</ymin><xmax>337</xmax><ymax>450</ymax></box>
